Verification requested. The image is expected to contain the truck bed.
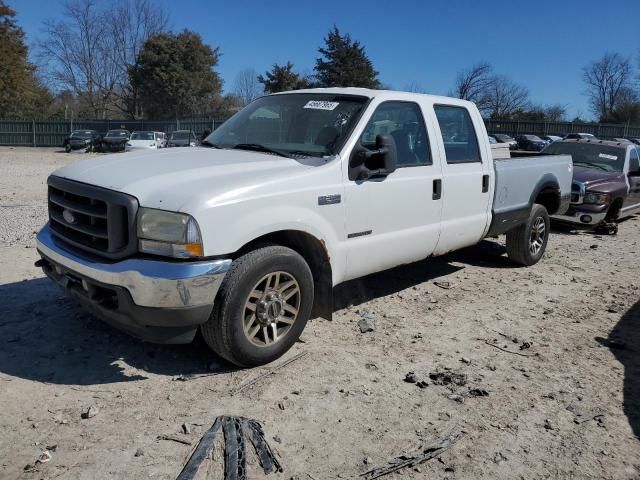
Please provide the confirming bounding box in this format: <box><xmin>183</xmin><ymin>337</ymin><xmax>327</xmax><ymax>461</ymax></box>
<box><xmin>488</xmin><ymin>154</ymin><xmax>573</xmax><ymax>235</ymax></box>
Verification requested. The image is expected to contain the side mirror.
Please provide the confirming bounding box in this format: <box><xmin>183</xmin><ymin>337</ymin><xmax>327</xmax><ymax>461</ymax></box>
<box><xmin>376</xmin><ymin>134</ymin><xmax>398</xmax><ymax>175</ymax></box>
<box><xmin>349</xmin><ymin>134</ymin><xmax>398</xmax><ymax>181</ymax></box>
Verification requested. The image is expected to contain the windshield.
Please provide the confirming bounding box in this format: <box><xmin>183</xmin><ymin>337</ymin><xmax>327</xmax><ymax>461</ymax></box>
<box><xmin>525</xmin><ymin>135</ymin><xmax>543</xmax><ymax>141</ymax></box>
<box><xmin>131</xmin><ymin>132</ymin><xmax>155</xmax><ymax>140</ymax></box>
<box><xmin>70</xmin><ymin>130</ymin><xmax>93</xmax><ymax>138</ymax></box>
<box><xmin>171</xmin><ymin>131</ymin><xmax>191</xmax><ymax>140</ymax></box>
<box><xmin>205</xmin><ymin>93</ymin><xmax>368</xmax><ymax>157</ymax></box>
<box><xmin>106</xmin><ymin>130</ymin><xmax>128</xmax><ymax>138</ymax></box>
<box><xmin>543</xmin><ymin>142</ymin><xmax>626</xmax><ymax>172</ymax></box>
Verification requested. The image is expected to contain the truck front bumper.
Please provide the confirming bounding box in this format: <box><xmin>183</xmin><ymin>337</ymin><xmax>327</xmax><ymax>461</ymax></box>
<box><xmin>553</xmin><ymin>207</ymin><xmax>607</xmax><ymax>226</ymax></box>
<box><xmin>35</xmin><ymin>225</ymin><xmax>231</xmax><ymax>343</ymax></box>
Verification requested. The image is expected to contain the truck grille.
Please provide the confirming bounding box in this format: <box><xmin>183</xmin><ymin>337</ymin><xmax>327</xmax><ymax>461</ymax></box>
<box><xmin>47</xmin><ymin>176</ymin><xmax>138</xmax><ymax>259</ymax></box>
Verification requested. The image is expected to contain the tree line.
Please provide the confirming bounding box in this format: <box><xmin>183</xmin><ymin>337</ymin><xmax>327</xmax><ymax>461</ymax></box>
<box><xmin>1</xmin><ymin>0</ymin><xmax>639</xmax><ymax>125</ymax></box>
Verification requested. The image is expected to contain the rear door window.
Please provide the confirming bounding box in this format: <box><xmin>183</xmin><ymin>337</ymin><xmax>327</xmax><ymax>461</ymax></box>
<box><xmin>434</xmin><ymin>105</ymin><xmax>481</xmax><ymax>164</ymax></box>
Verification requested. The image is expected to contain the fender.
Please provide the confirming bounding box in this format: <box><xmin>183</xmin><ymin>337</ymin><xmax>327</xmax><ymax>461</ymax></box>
<box><xmin>487</xmin><ymin>174</ymin><xmax>561</xmax><ymax>236</ymax></box>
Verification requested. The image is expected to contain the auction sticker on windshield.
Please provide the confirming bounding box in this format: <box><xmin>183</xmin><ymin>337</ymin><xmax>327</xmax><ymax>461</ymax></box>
<box><xmin>304</xmin><ymin>101</ymin><xmax>340</xmax><ymax>111</ymax></box>
<box><xmin>599</xmin><ymin>153</ymin><xmax>618</xmax><ymax>161</ymax></box>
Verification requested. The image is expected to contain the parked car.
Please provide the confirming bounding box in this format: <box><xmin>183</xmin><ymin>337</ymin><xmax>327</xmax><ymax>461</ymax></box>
<box><xmin>488</xmin><ymin>135</ymin><xmax>497</xmax><ymax>144</ymax></box>
<box><xmin>613</xmin><ymin>138</ymin><xmax>634</xmax><ymax>144</ymax></box>
<box><xmin>126</xmin><ymin>131</ymin><xmax>164</xmax><ymax>151</ymax></box>
<box><xmin>564</xmin><ymin>132</ymin><xmax>597</xmax><ymax>140</ymax></box>
<box><xmin>516</xmin><ymin>134</ymin><xmax>547</xmax><ymax>151</ymax></box>
<box><xmin>628</xmin><ymin>138</ymin><xmax>640</xmax><ymax>145</ymax></box>
<box><xmin>489</xmin><ymin>133</ymin><xmax>518</xmax><ymax>150</ymax></box>
<box><xmin>63</xmin><ymin>130</ymin><xmax>101</xmax><ymax>152</ymax></box>
<box><xmin>544</xmin><ymin>139</ymin><xmax>640</xmax><ymax>231</ymax></box>
<box><xmin>157</xmin><ymin>132</ymin><xmax>167</xmax><ymax>148</ymax></box>
<box><xmin>168</xmin><ymin>130</ymin><xmax>198</xmax><ymax>147</ymax></box>
<box><xmin>100</xmin><ymin>129</ymin><xmax>130</xmax><ymax>152</ymax></box>
<box><xmin>541</xmin><ymin>135</ymin><xmax>562</xmax><ymax>144</ymax></box>
<box><xmin>35</xmin><ymin>88</ymin><xmax>572</xmax><ymax>367</ymax></box>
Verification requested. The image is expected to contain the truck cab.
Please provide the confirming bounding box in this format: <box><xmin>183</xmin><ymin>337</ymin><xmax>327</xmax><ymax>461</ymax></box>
<box><xmin>36</xmin><ymin>88</ymin><xmax>572</xmax><ymax>367</ymax></box>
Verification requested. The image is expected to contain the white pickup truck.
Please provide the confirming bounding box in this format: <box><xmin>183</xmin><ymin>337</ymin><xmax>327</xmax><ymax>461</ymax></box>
<box><xmin>36</xmin><ymin>88</ymin><xmax>572</xmax><ymax>367</ymax></box>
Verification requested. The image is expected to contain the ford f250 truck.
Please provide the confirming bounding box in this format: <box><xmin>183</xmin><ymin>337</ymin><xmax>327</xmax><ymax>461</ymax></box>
<box><xmin>36</xmin><ymin>88</ymin><xmax>572</xmax><ymax>367</ymax></box>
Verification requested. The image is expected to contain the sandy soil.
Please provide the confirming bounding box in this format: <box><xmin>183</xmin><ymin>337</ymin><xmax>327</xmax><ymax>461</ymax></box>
<box><xmin>0</xmin><ymin>146</ymin><xmax>639</xmax><ymax>480</ymax></box>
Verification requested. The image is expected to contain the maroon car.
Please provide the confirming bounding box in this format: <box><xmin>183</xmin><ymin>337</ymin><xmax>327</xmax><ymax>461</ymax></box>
<box><xmin>543</xmin><ymin>139</ymin><xmax>640</xmax><ymax>230</ymax></box>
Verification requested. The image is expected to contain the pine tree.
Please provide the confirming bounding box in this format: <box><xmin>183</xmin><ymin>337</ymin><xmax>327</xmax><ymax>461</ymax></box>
<box><xmin>314</xmin><ymin>27</ymin><xmax>380</xmax><ymax>89</ymax></box>
<box><xmin>0</xmin><ymin>1</ymin><xmax>52</xmax><ymax>118</ymax></box>
<box><xmin>258</xmin><ymin>62</ymin><xmax>311</xmax><ymax>93</ymax></box>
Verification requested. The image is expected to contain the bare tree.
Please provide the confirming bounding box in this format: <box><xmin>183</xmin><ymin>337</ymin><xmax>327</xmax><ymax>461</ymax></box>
<box><xmin>38</xmin><ymin>0</ymin><xmax>168</xmax><ymax>118</ymax></box>
<box><xmin>453</xmin><ymin>62</ymin><xmax>494</xmax><ymax>112</ymax></box>
<box><xmin>107</xmin><ymin>0</ymin><xmax>169</xmax><ymax>116</ymax></box>
<box><xmin>233</xmin><ymin>69</ymin><xmax>262</xmax><ymax>106</ymax></box>
<box><xmin>484</xmin><ymin>75</ymin><xmax>530</xmax><ymax>118</ymax></box>
<box><xmin>583</xmin><ymin>52</ymin><xmax>633</xmax><ymax>121</ymax></box>
<box><xmin>38</xmin><ymin>0</ymin><xmax>112</xmax><ymax>117</ymax></box>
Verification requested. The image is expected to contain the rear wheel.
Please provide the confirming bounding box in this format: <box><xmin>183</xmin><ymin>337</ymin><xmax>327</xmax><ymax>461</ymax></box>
<box><xmin>506</xmin><ymin>204</ymin><xmax>550</xmax><ymax>266</ymax></box>
<box><xmin>200</xmin><ymin>246</ymin><xmax>314</xmax><ymax>367</ymax></box>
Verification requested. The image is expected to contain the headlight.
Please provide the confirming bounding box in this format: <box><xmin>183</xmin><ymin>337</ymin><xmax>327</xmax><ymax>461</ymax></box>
<box><xmin>583</xmin><ymin>192</ymin><xmax>610</xmax><ymax>205</ymax></box>
<box><xmin>137</xmin><ymin>208</ymin><xmax>203</xmax><ymax>258</ymax></box>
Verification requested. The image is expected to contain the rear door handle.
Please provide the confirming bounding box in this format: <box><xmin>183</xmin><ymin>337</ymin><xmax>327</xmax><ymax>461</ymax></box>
<box><xmin>433</xmin><ymin>179</ymin><xmax>442</xmax><ymax>200</ymax></box>
<box><xmin>482</xmin><ymin>174</ymin><xmax>489</xmax><ymax>193</ymax></box>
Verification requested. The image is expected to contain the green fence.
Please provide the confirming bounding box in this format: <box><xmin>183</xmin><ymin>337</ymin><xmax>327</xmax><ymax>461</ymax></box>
<box><xmin>0</xmin><ymin>119</ymin><xmax>225</xmax><ymax>147</ymax></box>
<box><xmin>484</xmin><ymin>119</ymin><xmax>640</xmax><ymax>139</ymax></box>
<box><xmin>1</xmin><ymin>117</ymin><xmax>639</xmax><ymax>148</ymax></box>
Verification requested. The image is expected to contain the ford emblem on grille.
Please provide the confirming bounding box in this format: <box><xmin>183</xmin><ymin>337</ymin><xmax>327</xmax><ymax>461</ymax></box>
<box><xmin>62</xmin><ymin>209</ymin><xmax>77</xmax><ymax>224</ymax></box>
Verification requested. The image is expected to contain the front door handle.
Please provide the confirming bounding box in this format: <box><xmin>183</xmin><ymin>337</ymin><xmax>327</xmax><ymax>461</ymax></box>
<box><xmin>433</xmin><ymin>179</ymin><xmax>442</xmax><ymax>200</ymax></box>
<box><xmin>482</xmin><ymin>174</ymin><xmax>489</xmax><ymax>193</ymax></box>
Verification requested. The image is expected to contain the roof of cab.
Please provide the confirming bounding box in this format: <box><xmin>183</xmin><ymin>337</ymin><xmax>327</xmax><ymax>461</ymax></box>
<box><xmin>271</xmin><ymin>87</ymin><xmax>476</xmax><ymax>108</ymax></box>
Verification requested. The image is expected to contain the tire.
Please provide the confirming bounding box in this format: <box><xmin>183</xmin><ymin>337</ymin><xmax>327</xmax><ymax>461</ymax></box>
<box><xmin>604</xmin><ymin>201</ymin><xmax>622</xmax><ymax>223</ymax></box>
<box><xmin>200</xmin><ymin>246</ymin><xmax>314</xmax><ymax>367</ymax></box>
<box><xmin>506</xmin><ymin>203</ymin><xmax>550</xmax><ymax>266</ymax></box>
<box><xmin>64</xmin><ymin>144</ymin><xmax>71</xmax><ymax>153</ymax></box>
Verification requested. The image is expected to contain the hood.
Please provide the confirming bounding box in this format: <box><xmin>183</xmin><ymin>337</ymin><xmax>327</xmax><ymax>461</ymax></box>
<box><xmin>573</xmin><ymin>166</ymin><xmax>625</xmax><ymax>190</ymax></box>
<box><xmin>51</xmin><ymin>147</ymin><xmax>325</xmax><ymax>212</ymax></box>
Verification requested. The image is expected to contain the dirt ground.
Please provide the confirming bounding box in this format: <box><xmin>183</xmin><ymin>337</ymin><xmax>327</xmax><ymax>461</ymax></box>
<box><xmin>0</xmin><ymin>146</ymin><xmax>639</xmax><ymax>480</ymax></box>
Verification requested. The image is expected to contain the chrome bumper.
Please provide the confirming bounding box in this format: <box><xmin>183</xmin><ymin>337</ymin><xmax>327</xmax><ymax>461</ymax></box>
<box><xmin>553</xmin><ymin>211</ymin><xmax>607</xmax><ymax>225</ymax></box>
<box><xmin>36</xmin><ymin>224</ymin><xmax>231</xmax><ymax>309</ymax></box>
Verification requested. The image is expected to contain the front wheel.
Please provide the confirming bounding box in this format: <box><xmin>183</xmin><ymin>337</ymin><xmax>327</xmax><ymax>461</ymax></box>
<box><xmin>64</xmin><ymin>144</ymin><xmax>71</xmax><ymax>153</ymax></box>
<box><xmin>506</xmin><ymin>204</ymin><xmax>550</xmax><ymax>266</ymax></box>
<box><xmin>200</xmin><ymin>246</ymin><xmax>314</xmax><ymax>367</ymax></box>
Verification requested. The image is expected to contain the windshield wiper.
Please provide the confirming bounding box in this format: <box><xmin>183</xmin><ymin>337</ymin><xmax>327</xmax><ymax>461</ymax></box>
<box><xmin>201</xmin><ymin>140</ymin><xmax>222</xmax><ymax>149</ymax></box>
<box><xmin>232</xmin><ymin>143</ymin><xmax>292</xmax><ymax>158</ymax></box>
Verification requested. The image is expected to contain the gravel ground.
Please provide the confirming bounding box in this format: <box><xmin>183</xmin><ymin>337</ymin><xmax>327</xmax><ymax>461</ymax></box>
<box><xmin>0</xmin><ymin>146</ymin><xmax>639</xmax><ymax>479</ymax></box>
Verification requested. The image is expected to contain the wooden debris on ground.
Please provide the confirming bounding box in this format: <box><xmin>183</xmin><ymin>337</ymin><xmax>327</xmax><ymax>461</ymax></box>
<box><xmin>231</xmin><ymin>351</ymin><xmax>308</xmax><ymax>396</ymax></box>
<box><xmin>360</xmin><ymin>428</ymin><xmax>464</xmax><ymax>479</ymax></box>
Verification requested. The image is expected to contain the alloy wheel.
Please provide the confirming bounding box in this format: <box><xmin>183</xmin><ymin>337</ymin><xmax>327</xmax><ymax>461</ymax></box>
<box><xmin>242</xmin><ymin>271</ymin><xmax>301</xmax><ymax>347</ymax></box>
